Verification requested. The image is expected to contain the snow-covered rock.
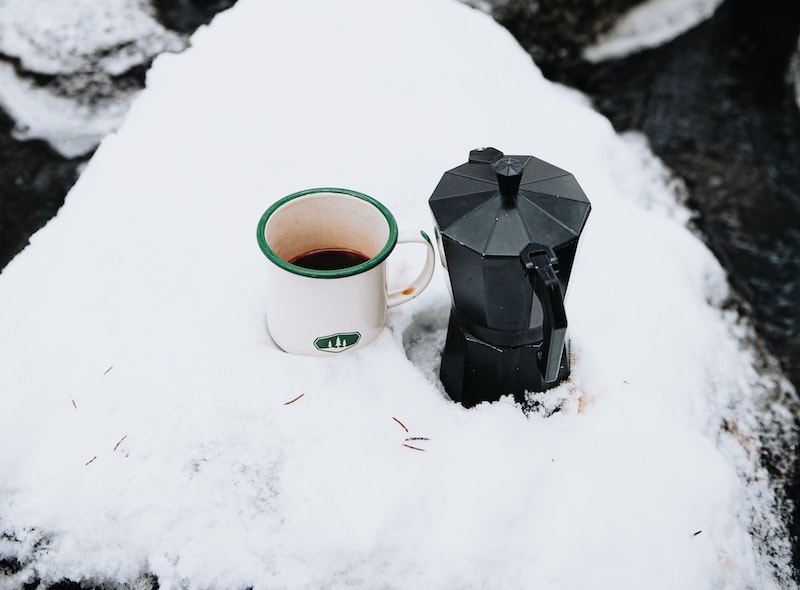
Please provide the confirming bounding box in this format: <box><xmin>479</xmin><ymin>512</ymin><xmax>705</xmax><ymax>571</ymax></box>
<box><xmin>0</xmin><ymin>0</ymin><xmax>795</xmax><ymax>588</ymax></box>
<box><xmin>0</xmin><ymin>0</ymin><xmax>186</xmax><ymax>156</ymax></box>
<box><xmin>583</xmin><ymin>0</ymin><xmax>724</xmax><ymax>62</ymax></box>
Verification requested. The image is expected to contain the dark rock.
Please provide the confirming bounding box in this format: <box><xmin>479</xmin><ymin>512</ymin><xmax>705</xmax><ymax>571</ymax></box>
<box><xmin>0</xmin><ymin>106</ymin><xmax>89</xmax><ymax>270</ymax></box>
<box><xmin>488</xmin><ymin>0</ymin><xmax>645</xmax><ymax>75</ymax></box>
<box><xmin>151</xmin><ymin>0</ymin><xmax>239</xmax><ymax>33</ymax></box>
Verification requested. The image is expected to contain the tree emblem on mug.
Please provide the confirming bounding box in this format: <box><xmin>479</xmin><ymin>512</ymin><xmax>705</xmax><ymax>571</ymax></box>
<box><xmin>314</xmin><ymin>332</ymin><xmax>361</xmax><ymax>352</ymax></box>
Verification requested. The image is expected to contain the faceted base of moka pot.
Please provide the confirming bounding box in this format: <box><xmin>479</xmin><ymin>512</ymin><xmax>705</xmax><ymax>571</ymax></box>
<box><xmin>439</xmin><ymin>313</ymin><xmax>569</xmax><ymax>408</ymax></box>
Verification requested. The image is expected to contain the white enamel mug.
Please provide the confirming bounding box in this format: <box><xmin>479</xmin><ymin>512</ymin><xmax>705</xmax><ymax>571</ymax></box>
<box><xmin>256</xmin><ymin>188</ymin><xmax>436</xmax><ymax>356</ymax></box>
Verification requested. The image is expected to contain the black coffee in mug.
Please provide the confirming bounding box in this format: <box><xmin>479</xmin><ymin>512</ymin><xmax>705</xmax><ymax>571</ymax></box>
<box><xmin>290</xmin><ymin>248</ymin><xmax>370</xmax><ymax>271</ymax></box>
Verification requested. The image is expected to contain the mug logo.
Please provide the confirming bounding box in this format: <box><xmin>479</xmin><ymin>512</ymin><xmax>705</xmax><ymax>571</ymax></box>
<box><xmin>314</xmin><ymin>332</ymin><xmax>361</xmax><ymax>352</ymax></box>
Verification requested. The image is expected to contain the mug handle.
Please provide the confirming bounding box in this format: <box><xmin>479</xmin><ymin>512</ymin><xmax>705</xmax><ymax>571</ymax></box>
<box><xmin>387</xmin><ymin>230</ymin><xmax>436</xmax><ymax>308</ymax></box>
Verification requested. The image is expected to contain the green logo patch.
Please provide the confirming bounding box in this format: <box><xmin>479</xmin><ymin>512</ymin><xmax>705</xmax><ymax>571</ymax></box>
<box><xmin>314</xmin><ymin>332</ymin><xmax>361</xmax><ymax>352</ymax></box>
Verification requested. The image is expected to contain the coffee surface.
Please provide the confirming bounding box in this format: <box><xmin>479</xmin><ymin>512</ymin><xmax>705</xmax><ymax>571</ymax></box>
<box><xmin>290</xmin><ymin>248</ymin><xmax>369</xmax><ymax>270</ymax></box>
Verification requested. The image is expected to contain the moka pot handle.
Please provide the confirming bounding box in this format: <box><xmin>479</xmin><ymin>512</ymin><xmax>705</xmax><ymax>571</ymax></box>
<box><xmin>521</xmin><ymin>245</ymin><xmax>567</xmax><ymax>384</ymax></box>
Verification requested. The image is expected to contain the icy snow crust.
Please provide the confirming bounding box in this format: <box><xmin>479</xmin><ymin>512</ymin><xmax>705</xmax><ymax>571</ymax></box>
<box><xmin>0</xmin><ymin>0</ymin><xmax>795</xmax><ymax>588</ymax></box>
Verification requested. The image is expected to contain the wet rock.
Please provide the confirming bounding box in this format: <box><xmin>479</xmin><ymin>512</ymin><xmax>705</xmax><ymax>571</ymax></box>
<box><xmin>151</xmin><ymin>0</ymin><xmax>239</xmax><ymax>34</ymax></box>
<box><xmin>0</xmin><ymin>106</ymin><xmax>87</xmax><ymax>270</ymax></box>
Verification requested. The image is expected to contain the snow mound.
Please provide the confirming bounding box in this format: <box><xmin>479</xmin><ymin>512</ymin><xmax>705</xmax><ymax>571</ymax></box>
<box><xmin>0</xmin><ymin>0</ymin><xmax>795</xmax><ymax>588</ymax></box>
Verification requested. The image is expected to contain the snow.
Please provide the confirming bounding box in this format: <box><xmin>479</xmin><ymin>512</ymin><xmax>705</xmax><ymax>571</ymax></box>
<box><xmin>583</xmin><ymin>0</ymin><xmax>724</xmax><ymax>62</ymax></box>
<box><xmin>0</xmin><ymin>0</ymin><xmax>796</xmax><ymax>588</ymax></box>
<box><xmin>0</xmin><ymin>0</ymin><xmax>185</xmax><ymax>157</ymax></box>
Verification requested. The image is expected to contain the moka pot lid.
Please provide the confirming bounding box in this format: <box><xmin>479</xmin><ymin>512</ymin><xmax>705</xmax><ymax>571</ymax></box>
<box><xmin>429</xmin><ymin>147</ymin><xmax>591</xmax><ymax>256</ymax></box>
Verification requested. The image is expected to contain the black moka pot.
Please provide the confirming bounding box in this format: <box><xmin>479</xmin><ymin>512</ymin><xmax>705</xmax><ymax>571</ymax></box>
<box><xmin>429</xmin><ymin>147</ymin><xmax>591</xmax><ymax>407</ymax></box>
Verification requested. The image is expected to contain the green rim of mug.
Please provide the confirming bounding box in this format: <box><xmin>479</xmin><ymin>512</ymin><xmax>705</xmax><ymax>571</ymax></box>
<box><xmin>256</xmin><ymin>187</ymin><xmax>399</xmax><ymax>279</ymax></box>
